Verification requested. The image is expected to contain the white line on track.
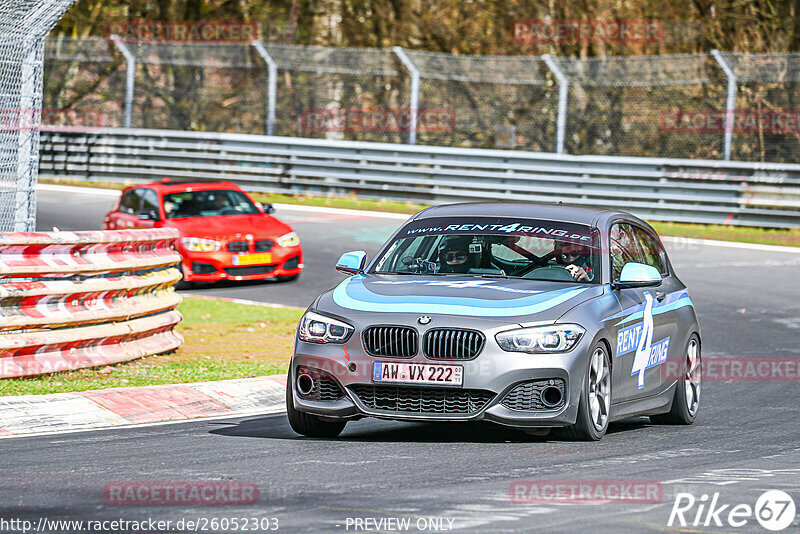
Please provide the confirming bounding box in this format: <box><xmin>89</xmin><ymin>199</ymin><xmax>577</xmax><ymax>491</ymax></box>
<box><xmin>38</xmin><ymin>183</ymin><xmax>121</xmax><ymax>197</ymax></box>
<box><xmin>180</xmin><ymin>292</ymin><xmax>304</xmax><ymax>310</ymax></box>
<box><xmin>39</xmin><ymin>183</ymin><xmax>800</xmax><ymax>253</ymax></box>
<box><xmin>0</xmin><ymin>408</ymin><xmax>284</xmax><ymax>440</ymax></box>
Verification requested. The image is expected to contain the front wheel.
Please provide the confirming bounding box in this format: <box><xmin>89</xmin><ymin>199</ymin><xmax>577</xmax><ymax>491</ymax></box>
<box><xmin>650</xmin><ymin>334</ymin><xmax>701</xmax><ymax>425</ymax></box>
<box><xmin>563</xmin><ymin>342</ymin><xmax>612</xmax><ymax>441</ymax></box>
<box><xmin>285</xmin><ymin>371</ymin><xmax>347</xmax><ymax>438</ymax></box>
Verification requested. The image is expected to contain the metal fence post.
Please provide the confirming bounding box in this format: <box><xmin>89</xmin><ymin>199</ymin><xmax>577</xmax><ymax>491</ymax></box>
<box><xmin>542</xmin><ymin>54</ymin><xmax>568</xmax><ymax>154</ymax></box>
<box><xmin>252</xmin><ymin>41</ymin><xmax>277</xmax><ymax>136</ymax></box>
<box><xmin>711</xmin><ymin>49</ymin><xmax>736</xmax><ymax>161</ymax></box>
<box><xmin>110</xmin><ymin>35</ymin><xmax>135</xmax><ymax>129</ymax></box>
<box><xmin>13</xmin><ymin>38</ymin><xmax>40</xmax><ymax>231</ymax></box>
<box><xmin>393</xmin><ymin>46</ymin><xmax>420</xmax><ymax>145</ymax></box>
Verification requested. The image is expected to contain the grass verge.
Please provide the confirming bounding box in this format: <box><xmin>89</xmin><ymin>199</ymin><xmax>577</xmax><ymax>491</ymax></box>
<box><xmin>0</xmin><ymin>296</ymin><xmax>302</xmax><ymax>396</ymax></box>
<box><xmin>40</xmin><ymin>177</ymin><xmax>800</xmax><ymax>246</ymax></box>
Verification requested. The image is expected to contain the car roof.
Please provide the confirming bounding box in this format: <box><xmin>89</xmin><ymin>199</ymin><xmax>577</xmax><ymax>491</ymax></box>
<box><xmin>411</xmin><ymin>201</ymin><xmax>641</xmax><ymax>227</ymax></box>
<box><xmin>127</xmin><ymin>180</ymin><xmax>244</xmax><ymax>194</ymax></box>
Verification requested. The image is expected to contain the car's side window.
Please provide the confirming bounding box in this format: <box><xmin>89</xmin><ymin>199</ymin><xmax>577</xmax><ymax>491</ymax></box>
<box><xmin>140</xmin><ymin>189</ymin><xmax>159</xmax><ymax>216</ymax></box>
<box><xmin>119</xmin><ymin>189</ymin><xmax>142</xmax><ymax>214</ymax></box>
<box><xmin>610</xmin><ymin>223</ymin><xmax>645</xmax><ymax>281</ymax></box>
<box><xmin>632</xmin><ymin>226</ymin><xmax>667</xmax><ymax>275</ymax></box>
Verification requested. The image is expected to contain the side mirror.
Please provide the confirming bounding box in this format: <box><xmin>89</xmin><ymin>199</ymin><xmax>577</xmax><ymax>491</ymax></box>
<box><xmin>257</xmin><ymin>202</ymin><xmax>276</xmax><ymax>214</ymax></box>
<box><xmin>613</xmin><ymin>262</ymin><xmax>662</xmax><ymax>290</ymax></box>
<box><xmin>138</xmin><ymin>210</ymin><xmax>159</xmax><ymax>221</ymax></box>
<box><xmin>336</xmin><ymin>251</ymin><xmax>367</xmax><ymax>276</ymax></box>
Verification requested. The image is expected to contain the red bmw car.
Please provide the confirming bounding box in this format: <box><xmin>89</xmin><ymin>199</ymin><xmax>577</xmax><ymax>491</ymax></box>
<box><xmin>103</xmin><ymin>179</ymin><xmax>303</xmax><ymax>283</ymax></box>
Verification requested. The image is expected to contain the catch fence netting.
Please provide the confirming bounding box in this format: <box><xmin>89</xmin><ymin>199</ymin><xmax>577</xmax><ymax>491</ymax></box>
<box><xmin>39</xmin><ymin>37</ymin><xmax>800</xmax><ymax>163</ymax></box>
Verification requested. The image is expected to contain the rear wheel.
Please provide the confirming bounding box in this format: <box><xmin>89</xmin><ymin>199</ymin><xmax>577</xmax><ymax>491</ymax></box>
<box><xmin>563</xmin><ymin>342</ymin><xmax>611</xmax><ymax>441</ymax></box>
<box><xmin>650</xmin><ymin>335</ymin><xmax>701</xmax><ymax>425</ymax></box>
<box><xmin>286</xmin><ymin>371</ymin><xmax>347</xmax><ymax>438</ymax></box>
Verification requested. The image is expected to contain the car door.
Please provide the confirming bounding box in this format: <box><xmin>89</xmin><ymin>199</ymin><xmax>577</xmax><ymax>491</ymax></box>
<box><xmin>135</xmin><ymin>188</ymin><xmax>161</xmax><ymax>229</ymax></box>
<box><xmin>609</xmin><ymin>222</ymin><xmax>669</xmax><ymax>401</ymax></box>
<box><xmin>107</xmin><ymin>189</ymin><xmax>143</xmax><ymax>229</ymax></box>
<box><xmin>631</xmin><ymin>224</ymin><xmax>684</xmax><ymax>391</ymax></box>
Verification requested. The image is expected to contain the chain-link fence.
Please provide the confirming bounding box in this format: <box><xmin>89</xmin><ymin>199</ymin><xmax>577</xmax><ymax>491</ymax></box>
<box><xmin>723</xmin><ymin>53</ymin><xmax>800</xmax><ymax>163</ymax></box>
<box><xmin>42</xmin><ymin>37</ymin><xmax>800</xmax><ymax>163</ymax></box>
<box><xmin>43</xmin><ymin>37</ymin><xmax>126</xmax><ymax>129</ymax></box>
<box><xmin>0</xmin><ymin>0</ymin><xmax>76</xmax><ymax>231</ymax></box>
<box><xmin>557</xmin><ymin>54</ymin><xmax>727</xmax><ymax>159</ymax></box>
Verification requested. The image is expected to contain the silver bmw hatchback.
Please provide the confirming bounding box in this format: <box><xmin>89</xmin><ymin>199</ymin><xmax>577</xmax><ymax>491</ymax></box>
<box><xmin>287</xmin><ymin>203</ymin><xmax>701</xmax><ymax>440</ymax></box>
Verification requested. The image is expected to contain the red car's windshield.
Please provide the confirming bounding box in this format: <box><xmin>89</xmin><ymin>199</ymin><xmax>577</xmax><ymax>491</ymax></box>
<box><xmin>163</xmin><ymin>189</ymin><xmax>260</xmax><ymax>219</ymax></box>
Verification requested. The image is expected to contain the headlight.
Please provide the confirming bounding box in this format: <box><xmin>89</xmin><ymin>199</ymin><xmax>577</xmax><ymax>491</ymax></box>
<box><xmin>277</xmin><ymin>232</ymin><xmax>300</xmax><ymax>248</ymax></box>
<box><xmin>298</xmin><ymin>311</ymin><xmax>354</xmax><ymax>343</ymax></box>
<box><xmin>496</xmin><ymin>324</ymin><xmax>585</xmax><ymax>354</ymax></box>
<box><xmin>180</xmin><ymin>237</ymin><xmax>221</xmax><ymax>252</ymax></box>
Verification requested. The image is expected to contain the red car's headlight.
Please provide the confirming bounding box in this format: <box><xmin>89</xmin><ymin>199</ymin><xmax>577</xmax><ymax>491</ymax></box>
<box><xmin>180</xmin><ymin>237</ymin><xmax>222</xmax><ymax>252</ymax></box>
<box><xmin>277</xmin><ymin>232</ymin><xmax>300</xmax><ymax>248</ymax></box>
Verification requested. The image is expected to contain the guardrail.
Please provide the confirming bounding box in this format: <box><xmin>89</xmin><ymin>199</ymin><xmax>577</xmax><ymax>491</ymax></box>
<box><xmin>39</xmin><ymin>127</ymin><xmax>800</xmax><ymax>228</ymax></box>
<box><xmin>0</xmin><ymin>228</ymin><xmax>183</xmax><ymax>378</ymax></box>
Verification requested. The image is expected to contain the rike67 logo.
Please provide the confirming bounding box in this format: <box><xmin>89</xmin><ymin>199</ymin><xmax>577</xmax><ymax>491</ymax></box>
<box><xmin>669</xmin><ymin>490</ymin><xmax>796</xmax><ymax>531</ymax></box>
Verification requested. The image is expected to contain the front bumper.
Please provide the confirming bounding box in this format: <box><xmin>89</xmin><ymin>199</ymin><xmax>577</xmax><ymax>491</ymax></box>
<box><xmin>180</xmin><ymin>247</ymin><xmax>303</xmax><ymax>282</ymax></box>
<box><xmin>290</xmin><ymin>331</ymin><xmax>593</xmax><ymax>428</ymax></box>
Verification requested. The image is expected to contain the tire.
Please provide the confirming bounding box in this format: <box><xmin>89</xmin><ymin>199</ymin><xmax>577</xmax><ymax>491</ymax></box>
<box><xmin>285</xmin><ymin>370</ymin><xmax>347</xmax><ymax>438</ymax></box>
<box><xmin>650</xmin><ymin>334</ymin><xmax>701</xmax><ymax>425</ymax></box>
<box><xmin>562</xmin><ymin>342</ymin><xmax>612</xmax><ymax>441</ymax></box>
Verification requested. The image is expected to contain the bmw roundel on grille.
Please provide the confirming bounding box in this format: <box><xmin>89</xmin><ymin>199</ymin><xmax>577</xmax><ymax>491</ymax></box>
<box><xmin>418</xmin><ymin>316</ymin><xmax>431</xmax><ymax>325</ymax></box>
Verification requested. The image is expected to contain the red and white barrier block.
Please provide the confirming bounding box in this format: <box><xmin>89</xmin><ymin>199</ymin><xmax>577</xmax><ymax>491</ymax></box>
<box><xmin>0</xmin><ymin>229</ymin><xmax>184</xmax><ymax>378</ymax></box>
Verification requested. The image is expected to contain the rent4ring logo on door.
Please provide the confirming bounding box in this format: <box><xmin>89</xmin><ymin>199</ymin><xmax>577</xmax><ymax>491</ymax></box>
<box><xmin>616</xmin><ymin>292</ymin><xmax>670</xmax><ymax>388</ymax></box>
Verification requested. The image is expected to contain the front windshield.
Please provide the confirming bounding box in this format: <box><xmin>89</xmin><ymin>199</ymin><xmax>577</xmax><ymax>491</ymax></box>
<box><xmin>163</xmin><ymin>189</ymin><xmax>261</xmax><ymax>219</ymax></box>
<box><xmin>372</xmin><ymin>216</ymin><xmax>601</xmax><ymax>283</ymax></box>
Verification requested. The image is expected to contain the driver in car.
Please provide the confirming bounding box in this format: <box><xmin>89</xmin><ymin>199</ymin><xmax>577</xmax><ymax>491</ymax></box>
<box><xmin>208</xmin><ymin>193</ymin><xmax>232</xmax><ymax>211</ymax></box>
<box><xmin>437</xmin><ymin>236</ymin><xmax>475</xmax><ymax>274</ymax></box>
<box><xmin>553</xmin><ymin>241</ymin><xmax>594</xmax><ymax>282</ymax></box>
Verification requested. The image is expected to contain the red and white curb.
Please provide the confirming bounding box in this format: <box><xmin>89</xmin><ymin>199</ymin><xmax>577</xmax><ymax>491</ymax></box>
<box><xmin>0</xmin><ymin>375</ymin><xmax>288</xmax><ymax>438</ymax></box>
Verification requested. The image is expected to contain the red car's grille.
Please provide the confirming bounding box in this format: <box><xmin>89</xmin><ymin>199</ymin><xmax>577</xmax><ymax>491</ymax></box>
<box><xmin>227</xmin><ymin>241</ymin><xmax>249</xmax><ymax>253</ymax></box>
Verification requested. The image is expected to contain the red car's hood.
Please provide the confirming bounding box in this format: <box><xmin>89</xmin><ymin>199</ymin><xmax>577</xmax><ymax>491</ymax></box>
<box><xmin>165</xmin><ymin>214</ymin><xmax>292</xmax><ymax>240</ymax></box>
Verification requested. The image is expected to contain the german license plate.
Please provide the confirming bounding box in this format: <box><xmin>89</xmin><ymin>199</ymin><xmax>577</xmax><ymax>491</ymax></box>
<box><xmin>372</xmin><ymin>362</ymin><xmax>463</xmax><ymax>386</ymax></box>
<box><xmin>232</xmin><ymin>252</ymin><xmax>272</xmax><ymax>266</ymax></box>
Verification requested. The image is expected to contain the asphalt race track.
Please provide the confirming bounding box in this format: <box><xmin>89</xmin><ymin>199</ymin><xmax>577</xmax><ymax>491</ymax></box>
<box><xmin>4</xmin><ymin>185</ymin><xmax>798</xmax><ymax>532</ymax></box>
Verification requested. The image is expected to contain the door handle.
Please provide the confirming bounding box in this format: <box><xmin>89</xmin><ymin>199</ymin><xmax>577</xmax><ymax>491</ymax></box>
<box><xmin>655</xmin><ymin>291</ymin><xmax>667</xmax><ymax>302</ymax></box>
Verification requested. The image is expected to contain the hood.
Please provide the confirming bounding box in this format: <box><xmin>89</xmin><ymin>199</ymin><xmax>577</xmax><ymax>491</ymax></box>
<box><xmin>166</xmin><ymin>214</ymin><xmax>291</xmax><ymax>240</ymax></box>
<box><xmin>317</xmin><ymin>274</ymin><xmax>604</xmax><ymax>326</ymax></box>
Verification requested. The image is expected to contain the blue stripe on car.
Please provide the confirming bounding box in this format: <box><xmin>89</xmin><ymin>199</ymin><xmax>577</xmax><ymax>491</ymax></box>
<box><xmin>604</xmin><ymin>290</ymin><xmax>694</xmax><ymax>326</ymax></box>
<box><xmin>332</xmin><ymin>276</ymin><xmax>590</xmax><ymax>316</ymax></box>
